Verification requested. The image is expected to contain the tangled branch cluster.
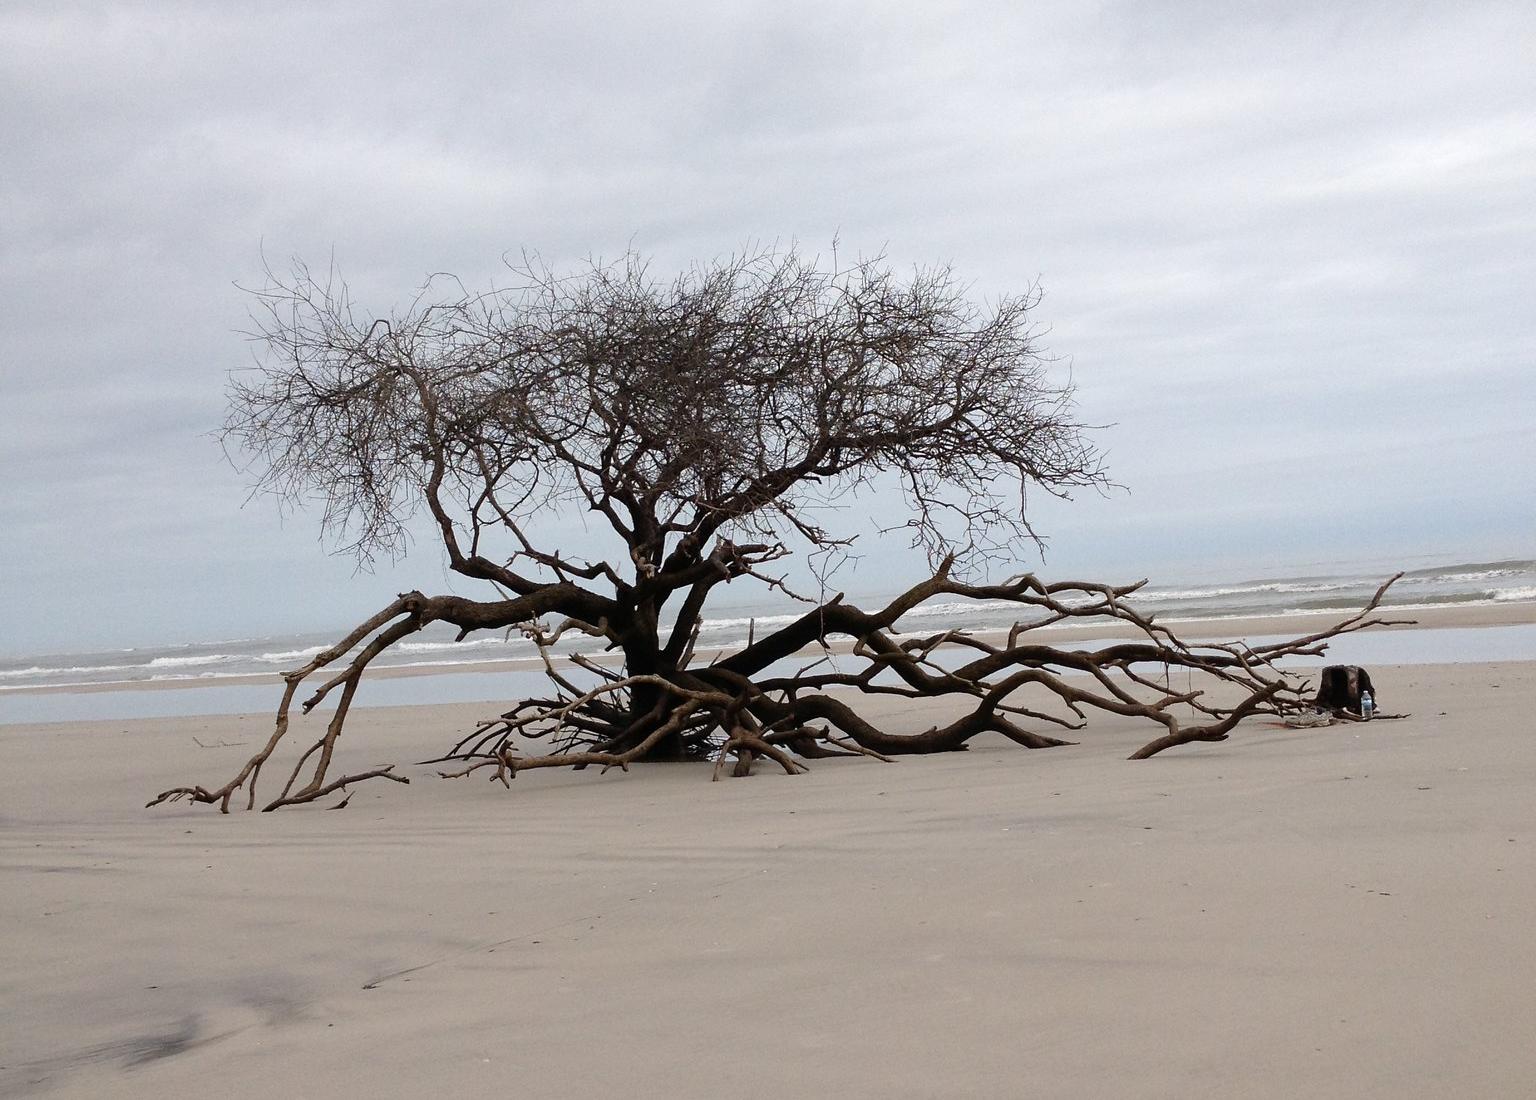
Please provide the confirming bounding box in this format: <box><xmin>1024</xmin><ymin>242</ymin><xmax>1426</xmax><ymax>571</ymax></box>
<box><xmin>149</xmin><ymin>567</ymin><xmax>1409</xmax><ymax>812</ymax></box>
<box><xmin>150</xmin><ymin>247</ymin><xmax>1408</xmax><ymax>813</ymax></box>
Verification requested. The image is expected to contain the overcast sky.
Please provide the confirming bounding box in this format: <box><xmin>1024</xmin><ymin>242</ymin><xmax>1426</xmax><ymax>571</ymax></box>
<box><xmin>3</xmin><ymin>1</ymin><xmax>1533</xmax><ymax>653</ymax></box>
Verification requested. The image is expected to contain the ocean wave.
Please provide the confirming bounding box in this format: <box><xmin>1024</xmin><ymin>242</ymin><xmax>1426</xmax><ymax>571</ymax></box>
<box><xmin>148</xmin><ymin>670</ymin><xmax>243</xmax><ymax>681</ymax></box>
<box><xmin>0</xmin><ymin>670</ymin><xmax>266</xmax><ymax>692</ymax></box>
<box><xmin>396</xmin><ymin>636</ymin><xmax>528</xmax><ymax>654</ymax></box>
<box><xmin>904</xmin><ymin>599</ymin><xmax>1031</xmax><ymax>619</ymax></box>
<box><xmin>694</xmin><ymin>611</ymin><xmax>808</xmax><ymax>631</ymax></box>
<box><xmin>0</xmin><ymin>662</ymin><xmax>136</xmax><ymax>679</ymax></box>
<box><xmin>378</xmin><ymin>655</ymin><xmax>538</xmax><ymax>671</ymax></box>
<box><xmin>146</xmin><ymin>654</ymin><xmax>232</xmax><ymax>668</ymax></box>
<box><xmin>0</xmin><ymin>678</ymin><xmax>143</xmax><ymax>692</ymax></box>
<box><xmin>1494</xmin><ymin>585</ymin><xmax>1536</xmax><ymax>602</ymax></box>
<box><xmin>1280</xmin><ymin>591</ymin><xmax>1511</xmax><ymax>612</ymax></box>
<box><xmin>1397</xmin><ymin>569</ymin><xmax>1532</xmax><ymax>586</ymax></box>
<box><xmin>254</xmin><ymin>645</ymin><xmax>329</xmax><ymax>664</ymax></box>
<box><xmin>1271</xmin><ymin>594</ymin><xmax>1532</xmax><ymax>615</ymax></box>
<box><xmin>1132</xmin><ymin>580</ymin><xmax>1356</xmax><ymax>602</ymax></box>
<box><xmin>1400</xmin><ymin>559</ymin><xmax>1536</xmax><ymax>580</ymax></box>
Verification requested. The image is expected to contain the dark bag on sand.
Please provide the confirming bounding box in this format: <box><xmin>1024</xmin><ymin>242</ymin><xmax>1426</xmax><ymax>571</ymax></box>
<box><xmin>1315</xmin><ymin>665</ymin><xmax>1376</xmax><ymax>716</ymax></box>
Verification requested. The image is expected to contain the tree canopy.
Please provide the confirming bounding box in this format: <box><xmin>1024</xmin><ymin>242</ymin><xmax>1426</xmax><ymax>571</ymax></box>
<box><xmin>232</xmin><ymin>248</ymin><xmax>1102</xmax><ymax>574</ymax></box>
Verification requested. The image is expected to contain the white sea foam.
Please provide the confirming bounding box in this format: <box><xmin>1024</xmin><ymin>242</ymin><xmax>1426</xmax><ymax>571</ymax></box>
<box><xmin>2</xmin><ymin>669</ymin><xmax>273</xmax><ymax>692</ymax></box>
<box><xmin>380</xmin><ymin>656</ymin><xmax>536</xmax><ymax>671</ymax></box>
<box><xmin>1132</xmin><ymin>580</ymin><xmax>1355</xmax><ymax>601</ymax></box>
<box><xmin>695</xmin><ymin>612</ymin><xmax>806</xmax><ymax>631</ymax></box>
<box><xmin>0</xmin><ymin>678</ymin><xmax>137</xmax><ymax>692</ymax></box>
<box><xmin>1494</xmin><ymin>586</ymin><xmax>1536</xmax><ymax>602</ymax></box>
<box><xmin>1397</xmin><ymin>569</ymin><xmax>1528</xmax><ymax>586</ymax></box>
<box><xmin>146</xmin><ymin>654</ymin><xmax>231</xmax><ymax>668</ymax></box>
<box><xmin>0</xmin><ymin>663</ymin><xmax>136</xmax><ymax>679</ymax></box>
<box><xmin>904</xmin><ymin>599</ymin><xmax>1020</xmax><ymax>619</ymax></box>
<box><xmin>254</xmin><ymin>645</ymin><xmax>329</xmax><ymax>664</ymax></box>
<box><xmin>1403</xmin><ymin>560</ymin><xmax>1536</xmax><ymax>580</ymax></box>
<box><xmin>396</xmin><ymin>636</ymin><xmax>526</xmax><ymax>654</ymax></box>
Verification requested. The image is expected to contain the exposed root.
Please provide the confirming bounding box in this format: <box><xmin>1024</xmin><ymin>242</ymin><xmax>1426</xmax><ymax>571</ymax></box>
<box><xmin>150</xmin><ymin>571</ymin><xmax>1414</xmax><ymax>810</ymax></box>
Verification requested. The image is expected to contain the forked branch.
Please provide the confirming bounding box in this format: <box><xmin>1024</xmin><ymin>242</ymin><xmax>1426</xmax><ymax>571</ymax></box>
<box><xmin>149</xmin><ymin>568</ymin><xmax>1412</xmax><ymax>810</ymax></box>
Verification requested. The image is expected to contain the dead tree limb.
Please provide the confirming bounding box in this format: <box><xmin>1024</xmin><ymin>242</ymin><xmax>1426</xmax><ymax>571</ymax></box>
<box><xmin>149</xmin><ymin>568</ymin><xmax>1411</xmax><ymax>809</ymax></box>
<box><xmin>151</xmin><ymin>247</ymin><xmax>1416</xmax><ymax>811</ymax></box>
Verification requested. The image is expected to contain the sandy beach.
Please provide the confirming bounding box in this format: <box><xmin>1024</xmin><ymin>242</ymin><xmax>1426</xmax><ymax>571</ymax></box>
<box><xmin>8</xmin><ymin>0</ymin><xmax>1534</xmax><ymax>1095</ymax></box>
<box><xmin>2</xmin><ymin>651</ymin><xmax>1533</xmax><ymax>1098</ymax></box>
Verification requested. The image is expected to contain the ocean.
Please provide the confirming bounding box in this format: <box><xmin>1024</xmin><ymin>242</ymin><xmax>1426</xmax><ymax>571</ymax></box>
<box><xmin>3</xmin><ymin>556</ymin><xmax>1533</xmax><ymax>724</ymax></box>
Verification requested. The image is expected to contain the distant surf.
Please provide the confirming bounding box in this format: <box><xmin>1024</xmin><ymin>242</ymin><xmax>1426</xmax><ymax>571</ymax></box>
<box><xmin>3</xmin><ymin>557</ymin><xmax>1533</xmax><ymax>697</ymax></box>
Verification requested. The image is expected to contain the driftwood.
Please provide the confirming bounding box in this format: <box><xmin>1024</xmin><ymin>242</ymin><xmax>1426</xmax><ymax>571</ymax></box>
<box><xmin>148</xmin><ymin>569</ymin><xmax>1413</xmax><ymax>812</ymax></box>
<box><xmin>148</xmin><ymin>248</ymin><xmax>1414</xmax><ymax>813</ymax></box>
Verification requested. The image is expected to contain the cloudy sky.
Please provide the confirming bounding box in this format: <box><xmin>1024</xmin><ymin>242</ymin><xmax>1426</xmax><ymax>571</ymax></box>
<box><xmin>3</xmin><ymin>1</ymin><xmax>1533</xmax><ymax>653</ymax></box>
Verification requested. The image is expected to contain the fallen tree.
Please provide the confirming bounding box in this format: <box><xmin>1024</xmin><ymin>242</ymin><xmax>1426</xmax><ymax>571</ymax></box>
<box><xmin>150</xmin><ymin>248</ymin><xmax>1409</xmax><ymax>812</ymax></box>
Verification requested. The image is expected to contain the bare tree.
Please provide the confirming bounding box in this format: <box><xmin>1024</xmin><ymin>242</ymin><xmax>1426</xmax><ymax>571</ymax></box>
<box><xmin>150</xmin><ymin>248</ymin><xmax>1406</xmax><ymax>812</ymax></box>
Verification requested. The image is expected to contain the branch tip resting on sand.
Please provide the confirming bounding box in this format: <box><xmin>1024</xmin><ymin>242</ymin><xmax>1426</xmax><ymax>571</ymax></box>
<box><xmin>151</xmin><ymin>248</ymin><xmax>1415</xmax><ymax>812</ymax></box>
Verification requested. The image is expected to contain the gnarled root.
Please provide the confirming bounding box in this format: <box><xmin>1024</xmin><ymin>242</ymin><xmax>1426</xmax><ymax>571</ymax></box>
<box><xmin>150</xmin><ymin>571</ymin><xmax>1414</xmax><ymax>810</ymax></box>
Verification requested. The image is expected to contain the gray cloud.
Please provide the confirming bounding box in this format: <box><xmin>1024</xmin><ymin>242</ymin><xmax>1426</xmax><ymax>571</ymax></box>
<box><xmin>2</xmin><ymin>0</ymin><xmax>1533</xmax><ymax>650</ymax></box>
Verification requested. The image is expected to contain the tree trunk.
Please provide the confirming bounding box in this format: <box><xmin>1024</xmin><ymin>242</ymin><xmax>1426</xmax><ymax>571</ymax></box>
<box><xmin>618</xmin><ymin>632</ymin><xmax>689</xmax><ymax>761</ymax></box>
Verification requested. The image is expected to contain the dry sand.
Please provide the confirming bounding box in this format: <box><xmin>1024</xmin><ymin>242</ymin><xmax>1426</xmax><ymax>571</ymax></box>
<box><xmin>2</xmin><ymin>659</ymin><xmax>1533</xmax><ymax>1098</ymax></box>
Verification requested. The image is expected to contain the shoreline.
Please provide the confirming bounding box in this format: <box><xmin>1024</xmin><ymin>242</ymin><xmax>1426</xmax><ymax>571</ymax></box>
<box><xmin>7</xmin><ymin>600</ymin><xmax>1535</xmax><ymax>699</ymax></box>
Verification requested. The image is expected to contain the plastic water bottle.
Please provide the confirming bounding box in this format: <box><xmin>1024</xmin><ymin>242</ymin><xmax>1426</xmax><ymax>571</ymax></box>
<box><xmin>1360</xmin><ymin>690</ymin><xmax>1374</xmax><ymax>720</ymax></box>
